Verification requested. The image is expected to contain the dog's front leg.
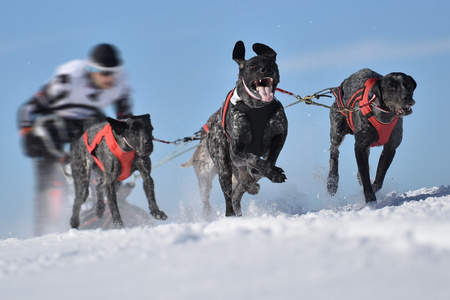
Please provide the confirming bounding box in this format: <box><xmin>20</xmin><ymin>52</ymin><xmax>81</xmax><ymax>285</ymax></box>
<box><xmin>136</xmin><ymin>156</ymin><xmax>167</xmax><ymax>220</ymax></box>
<box><xmin>372</xmin><ymin>148</ymin><xmax>396</xmax><ymax>193</ymax></box>
<box><xmin>354</xmin><ymin>144</ymin><xmax>376</xmax><ymax>202</ymax></box>
<box><xmin>228</xmin><ymin>139</ymin><xmax>285</xmax><ymax>183</ymax></box>
<box><xmin>216</xmin><ymin>159</ymin><xmax>234</xmax><ymax>216</ymax></box>
<box><xmin>372</xmin><ymin>124</ymin><xmax>402</xmax><ymax>193</ymax></box>
<box><xmin>328</xmin><ymin>143</ymin><xmax>340</xmax><ymax>196</ymax></box>
<box><xmin>266</xmin><ymin>134</ymin><xmax>285</xmax><ymax>166</ymax></box>
<box><xmin>70</xmin><ymin>150</ymin><xmax>91</xmax><ymax>229</ymax></box>
<box><xmin>243</xmin><ymin>153</ymin><xmax>286</xmax><ymax>183</ymax></box>
<box><xmin>328</xmin><ymin>112</ymin><xmax>349</xmax><ymax>196</ymax></box>
<box><xmin>94</xmin><ymin>178</ymin><xmax>105</xmax><ymax>218</ymax></box>
<box><xmin>265</xmin><ymin>133</ymin><xmax>287</xmax><ymax>183</ymax></box>
<box><xmin>231</xmin><ymin>167</ymin><xmax>258</xmax><ymax>216</ymax></box>
<box><xmin>103</xmin><ymin>178</ymin><xmax>124</xmax><ymax>228</ymax></box>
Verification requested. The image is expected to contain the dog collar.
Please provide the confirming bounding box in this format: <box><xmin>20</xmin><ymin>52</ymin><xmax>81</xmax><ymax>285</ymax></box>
<box><xmin>123</xmin><ymin>137</ymin><xmax>133</xmax><ymax>149</ymax></box>
<box><xmin>242</xmin><ymin>78</ymin><xmax>262</xmax><ymax>100</ymax></box>
<box><xmin>368</xmin><ymin>94</ymin><xmax>392</xmax><ymax>114</ymax></box>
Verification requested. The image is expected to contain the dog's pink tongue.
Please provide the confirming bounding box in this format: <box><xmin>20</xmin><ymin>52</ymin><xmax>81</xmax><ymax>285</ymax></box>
<box><xmin>257</xmin><ymin>86</ymin><xmax>274</xmax><ymax>102</ymax></box>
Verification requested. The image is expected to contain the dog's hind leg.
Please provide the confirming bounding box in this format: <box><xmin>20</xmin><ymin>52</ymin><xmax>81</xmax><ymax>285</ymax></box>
<box><xmin>196</xmin><ymin>169</ymin><xmax>215</xmax><ymax>218</ymax></box>
<box><xmin>195</xmin><ymin>165</ymin><xmax>217</xmax><ymax>218</ymax></box>
<box><xmin>231</xmin><ymin>168</ymin><xmax>257</xmax><ymax>216</ymax></box>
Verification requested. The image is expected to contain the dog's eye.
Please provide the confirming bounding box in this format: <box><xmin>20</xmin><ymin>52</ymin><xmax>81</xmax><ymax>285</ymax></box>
<box><xmin>249</xmin><ymin>64</ymin><xmax>256</xmax><ymax>69</ymax></box>
<box><xmin>388</xmin><ymin>85</ymin><xmax>396</xmax><ymax>91</ymax></box>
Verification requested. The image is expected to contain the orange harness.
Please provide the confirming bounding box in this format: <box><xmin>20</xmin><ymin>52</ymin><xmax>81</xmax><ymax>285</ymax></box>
<box><xmin>202</xmin><ymin>89</ymin><xmax>235</xmax><ymax>137</ymax></box>
<box><xmin>333</xmin><ymin>78</ymin><xmax>399</xmax><ymax>147</ymax></box>
<box><xmin>83</xmin><ymin>124</ymin><xmax>136</xmax><ymax>181</ymax></box>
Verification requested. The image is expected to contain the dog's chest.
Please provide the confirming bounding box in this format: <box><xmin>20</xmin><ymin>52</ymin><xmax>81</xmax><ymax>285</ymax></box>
<box><xmin>230</xmin><ymin>100</ymin><xmax>283</xmax><ymax>156</ymax></box>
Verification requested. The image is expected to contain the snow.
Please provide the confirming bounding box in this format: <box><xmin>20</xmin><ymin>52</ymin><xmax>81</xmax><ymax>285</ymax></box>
<box><xmin>2</xmin><ymin>186</ymin><xmax>450</xmax><ymax>300</ymax></box>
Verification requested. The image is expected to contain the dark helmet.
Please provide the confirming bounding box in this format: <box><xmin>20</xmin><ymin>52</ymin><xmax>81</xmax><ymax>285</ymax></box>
<box><xmin>89</xmin><ymin>43</ymin><xmax>122</xmax><ymax>68</ymax></box>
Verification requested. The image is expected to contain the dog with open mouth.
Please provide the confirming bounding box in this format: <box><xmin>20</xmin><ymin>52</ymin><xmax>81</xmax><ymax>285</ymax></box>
<box><xmin>327</xmin><ymin>68</ymin><xmax>417</xmax><ymax>204</ymax></box>
<box><xmin>182</xmin><ymin>41</ymin><xmax>288</xmax><ymax>217</ymax></box>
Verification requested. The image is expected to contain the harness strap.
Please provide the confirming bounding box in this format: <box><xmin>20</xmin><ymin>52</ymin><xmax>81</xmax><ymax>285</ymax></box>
<box><xmin>202</xmin><ymin>124</ymin><xmax>209</xmax><ymax>134</ymax></box>
<box><xmin>361</xmin><ymin>78</ymin><xmax>399</xmax><ymax>147</ymax></box>
<box><xmin>334</xmin><ymin>78</ymin><xmax>399</xmax><ymax>147</ymax></box>
<box><xmin>220</xmin><ymin>89</ymin><xmax>235</xmax><ymax>140</ymax></box>
<box><xmin>83</xmin><ymin>123</ymin><xmax>136</xmax><ymax>181</ymax></box>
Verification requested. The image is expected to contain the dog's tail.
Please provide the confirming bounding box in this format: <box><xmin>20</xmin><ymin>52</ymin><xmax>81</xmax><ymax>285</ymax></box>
<box><xmin>180</xmin><ymin>156</ymin><xmax>193</xmax><ymax>168</ymax></box>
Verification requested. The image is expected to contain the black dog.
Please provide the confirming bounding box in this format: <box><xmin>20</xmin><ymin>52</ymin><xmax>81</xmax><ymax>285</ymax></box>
<box><xmin>183</xmin><ymin>41</ymin><xmax>288</xmax><ymax>217</ymax></box>
<box><xmin>327</xmin><ymin>68</ymin><xmax>416</xmax><ymax>203</ymax></box>
<box><xmin>70</xmin><ymin>114</ymin><xmax>167</xmax><ymax>229</ymax></box>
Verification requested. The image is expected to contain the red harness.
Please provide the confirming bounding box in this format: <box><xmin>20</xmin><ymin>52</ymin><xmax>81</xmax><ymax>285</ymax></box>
<box><xmin>83</xmin><ymin>124</ymin><xmax>136</xmax><ymax>181</ymax></box>
<box><xmin>202</xmin><ymin>89</ymin><xmax>235</xmax><ymax>137</ymax></box>
<box><xmin>333</xmin><ymin>78</ymin><xmax>398</xmax><ymax>147</ymax></box>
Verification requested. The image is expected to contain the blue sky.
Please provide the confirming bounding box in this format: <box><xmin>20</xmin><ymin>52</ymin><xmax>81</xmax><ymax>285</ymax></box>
<box><xmin>1</xmin><ymin>0</ymin><xmax>450</xmax><ymax>238</ymax></box>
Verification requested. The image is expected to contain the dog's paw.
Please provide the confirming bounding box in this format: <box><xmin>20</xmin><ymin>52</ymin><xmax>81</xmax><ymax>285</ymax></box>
<box><xmin>96</xmin><ymin>202</ymin><xmax>105</xmax><ymax>218</ymax></box>
<box><xmin>364</xmin><ymin>191</ymin><xmax>377</xmax><ymax>203</ymax></box>
<box><xmin>70</xmin><ymin>217</ymin><xmax>80</xmax><ymax>229</ymax></box>
<box><xmin>267</xmin><ymin>166</ymin><xmax>286</xmax><ymax>183</ymax></box>
<box><xmin>327</xmin><ymin>182</ymin><xmax>337</xmax><ymax>196</ymax></box>
<box><xmin>247</xmin><ymin>183</ymin><xmax>260</xmax><ymax>195</ymax></box>
<box><xmin>113</xmin><ymin>220</ymin><xmax>125</xmax><ymax>229</ymax></box>
<box><xmin>151</xmin><ymin>210</ymin><xmax>168</xmax><ymax>220</ymax></box>
<box><xmin>96</xmin><ymin>209</ymin><xmax>104</xmax><ymax>219</ymax></box>
<box><xmin>327</xmin><ymin>173</ymin><xmax>339</xmax><ymax>196</ymax></box>
<box><xmin>225</xmin><ymin>205</ymin><xmax>236</xmax><ymax>217</ymax></box>
<box><xmin>372</xmin><ymin>182</ymin><xmax>382</xmax><ymax>193</ymax></box>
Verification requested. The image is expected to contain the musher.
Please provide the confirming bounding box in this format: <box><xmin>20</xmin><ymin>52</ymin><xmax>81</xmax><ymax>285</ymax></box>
<box><xmin>17</xmin><ymin>43</ymin><xmax>133</xmax><ymax>235</ymax></box>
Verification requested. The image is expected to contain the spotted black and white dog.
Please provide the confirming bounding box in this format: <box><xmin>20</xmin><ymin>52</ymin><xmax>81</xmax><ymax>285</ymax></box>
<box><xmin>328</xmin><ymin>68</ymin><xmax>417</xmax><ymax>203</ymax></box>
<box><xmin>183</xmin><ymin>41</ymin><xmax>288</xmax><ymax>217</ymax></box>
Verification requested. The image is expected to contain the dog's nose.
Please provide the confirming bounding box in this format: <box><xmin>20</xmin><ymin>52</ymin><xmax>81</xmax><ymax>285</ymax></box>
<box><xmin>404</xmin><ymin>95</ymin><xmax>414</xmax><ymax>103</ymax></box>
<box><xmin>260</xmin><ymin>67</ymin><xmax>272</xmax><ymax>74</ymax></box>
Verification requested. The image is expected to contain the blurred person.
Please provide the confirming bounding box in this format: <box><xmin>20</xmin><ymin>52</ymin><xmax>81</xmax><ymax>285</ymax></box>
<box><xmin>17</xmin><ymin>43</ymin><xmax>133</xmax><ymax>236</ymax></box>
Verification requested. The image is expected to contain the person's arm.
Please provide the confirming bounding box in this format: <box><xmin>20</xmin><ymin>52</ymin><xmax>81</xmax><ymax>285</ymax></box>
<box><xmin>18</xmin><ymin>74</ymin><xmax>71</xmax><ymax>131</ymax></box>
<box><xmin>115</xmin><ymin>80</ymin><xmax>132</xmax><ymax>119</ymax></box>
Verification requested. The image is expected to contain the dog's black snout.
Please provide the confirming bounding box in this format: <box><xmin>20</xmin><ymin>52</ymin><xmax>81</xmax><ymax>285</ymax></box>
<box><xmin>260</xmin><ymin>67</ymin><xmax>272</xmax><ymax>74</ymax></box>
<box><xmin>403</xmin><ymin>95</ymin><xmax>415</xmax><ymax>104</ymax></box>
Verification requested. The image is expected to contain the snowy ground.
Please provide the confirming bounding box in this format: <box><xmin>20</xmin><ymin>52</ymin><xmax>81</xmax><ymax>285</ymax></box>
<box><xmin>1</xmin><ymin>186</ymin><xmax>450</xmax><ymax>300</ymax></box>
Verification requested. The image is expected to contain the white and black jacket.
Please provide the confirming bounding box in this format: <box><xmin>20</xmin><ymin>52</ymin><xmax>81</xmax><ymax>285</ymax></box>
<box><xmin>18</xmin><ymin>59</ymin><xmax>132</xmax><ymax>128</ymax></box>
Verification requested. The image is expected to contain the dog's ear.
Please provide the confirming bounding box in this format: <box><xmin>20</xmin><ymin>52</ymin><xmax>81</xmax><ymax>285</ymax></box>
<box><xmin>408</xmin><ymin>75</ymin><xmax>417</xmax><ymax>91</ymax></box>
<box><xmin>131</xmin><ymin>114</ymin><xmax>151</xmax><ymax>120</ymax></box>
<box><xmin>233</xmin><ymin>41</ymin><xmax>246</xmax><ymax>68</ymax></box>
<box><xmin>372</xmin><ymin>80</ymin><xmax>382</xmax><ymax>99</ymax></box>
<box><xmin>107</xmin><ymin>117</ymin><xmax>127</xmax><ymax>135</ymax></box>
<box><xmin>252</xmin><ymin>43</ymin><xmax>277</xmax><ymax>60</ymax></box>
<box><xmin>140</xmin><ymin>114</ymin><xmax>151</xmax><ymax>125</ymax></box>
